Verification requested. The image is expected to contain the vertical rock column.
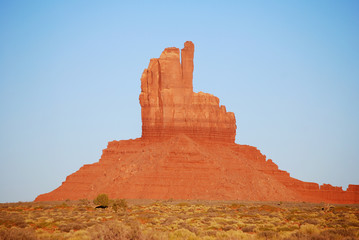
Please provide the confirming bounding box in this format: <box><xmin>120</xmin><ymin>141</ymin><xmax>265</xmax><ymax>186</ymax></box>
<box><xmin>181</xmin><ymin>41</ymin><xmax>194</xmax><ymax>90</ymax></box>
<box><xmin>139</xmin><ymin>41</ymin><xmax>237</xmax><ymax>142</ymax></box>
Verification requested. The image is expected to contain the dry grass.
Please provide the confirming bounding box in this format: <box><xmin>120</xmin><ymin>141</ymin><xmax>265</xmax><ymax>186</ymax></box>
<box><xmin>0</xmin><ymin>200</ymin><xmax>358</xmax><ymax>239</ymax></box>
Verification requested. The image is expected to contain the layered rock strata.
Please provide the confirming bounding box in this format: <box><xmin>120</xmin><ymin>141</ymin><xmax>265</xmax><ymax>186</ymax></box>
<box><xmin>35</xmin><ymin>42</ymin><xmax>359</xmax><ymax>204</ymax></box>
<box><xmin>36</xmin><ymin>136</ymin><xmax>358</xmax><ymax>203</ymax></box>
<box><xmin>139</xmin><ymin>41</ymin><xmax>236</xmax><ymax>142</ymax></box>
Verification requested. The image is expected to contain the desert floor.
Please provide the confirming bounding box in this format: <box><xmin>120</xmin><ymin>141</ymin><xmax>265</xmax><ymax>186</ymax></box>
<box><xmin>0</xmin><ymin>199</ymin><xmax>358</xmax><ymax>239</ymax></box>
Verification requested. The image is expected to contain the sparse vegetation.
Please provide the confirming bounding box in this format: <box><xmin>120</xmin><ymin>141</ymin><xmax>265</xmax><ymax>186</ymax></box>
<box><xmin>0</xmin><ymin>200</ymin><xmax>358</xmax><ymax>239</ymax></box>
<box><xmin>112</xmin><ymin>199</ymin><xmax>128</xmax><ymax>213</ymax></box>
<box><xmin>93</xmin><ymin>193</ymin><xmax>109</xmax><ymax>207</ymax></box>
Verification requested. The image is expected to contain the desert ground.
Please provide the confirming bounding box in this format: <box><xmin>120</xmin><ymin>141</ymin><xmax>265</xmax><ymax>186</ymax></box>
<box><xmin>0</xmin><ymin>198</ymin><xmax>358</xmax><ymax>240</ymax></box>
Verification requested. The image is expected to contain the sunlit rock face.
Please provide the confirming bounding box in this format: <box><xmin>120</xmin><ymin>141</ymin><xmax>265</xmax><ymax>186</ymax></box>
<box><xmin>35</xmin><ymin>42</ymin><xmax>359</xmax><ymax>204</ymax></box>
<box><xmin>139</xmin><ymin>41</ymin><xmax>236</xmax><ymax>143</ymax></box>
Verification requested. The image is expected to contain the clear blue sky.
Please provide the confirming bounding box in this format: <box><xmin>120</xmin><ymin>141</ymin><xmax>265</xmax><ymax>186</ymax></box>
<box><xmin>0</xmin><ymin>1</ymin><xmax>358</xmax><ymax>202</ymax></box>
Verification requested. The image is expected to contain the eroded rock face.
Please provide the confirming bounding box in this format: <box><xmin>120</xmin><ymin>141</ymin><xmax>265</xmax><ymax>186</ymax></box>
<box><xmin>35</xmin><ymin>42</ymin><xmax>359</xmax><ymax>204</ymax></box>
<box><xmin>139</xmin><ymin>41</ymin><xmax>236</xmax><ymax>142</ymax></box>
<box><xmin>35</xmin><ymin>135</ymin><xmax>359</xmax><ymax>203</ymax></box>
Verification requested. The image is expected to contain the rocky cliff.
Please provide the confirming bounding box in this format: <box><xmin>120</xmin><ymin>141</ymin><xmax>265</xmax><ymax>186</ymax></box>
<box><xmin>139</xmin><ymin>41</ymin><xmax>236</xmax><ymax>142</ymax></box>
<box><xmin>35</xmin><ymin>42</ymin><xmax>359</xmax><ymax>204</ymax></box>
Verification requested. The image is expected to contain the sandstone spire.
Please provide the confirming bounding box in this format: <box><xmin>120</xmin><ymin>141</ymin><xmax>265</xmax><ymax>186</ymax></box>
<box><xmin>181</xmin><ymin>41</ymin><xmax>194</xmax><ymax>90</ymax></box>
<box><xmin>139</xmin><ymin>41</ymin><xmax>237</xmax><ymax>142</ymax></box>
<box><xmin>35</xmin><ymin>42</ymin><xmax>359</xmax><ymax>204</ymax></box>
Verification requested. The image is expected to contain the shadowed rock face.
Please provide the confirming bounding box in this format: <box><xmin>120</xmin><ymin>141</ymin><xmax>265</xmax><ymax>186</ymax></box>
<box><xmin>35</xmin><ymin>42</ymin><xmax>359</xmax><ymax>204</ymax></box>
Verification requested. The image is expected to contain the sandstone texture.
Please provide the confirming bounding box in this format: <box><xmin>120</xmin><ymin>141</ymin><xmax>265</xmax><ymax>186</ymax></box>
<box><xmin>36</xmin><ymin>42</ymin><xmax>359</xmax><ymax>204</ymax></box>
<box><xmin>139</xmin><ymin>41</ymin><xmax>236</xmax><ymax>142</ymax></box>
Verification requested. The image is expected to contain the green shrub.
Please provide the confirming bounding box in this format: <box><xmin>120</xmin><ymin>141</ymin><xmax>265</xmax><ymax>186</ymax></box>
<box><xmin>93</xmin><ymin>194</ymin><xmax>109</xmax><ymax>207</ymax></box>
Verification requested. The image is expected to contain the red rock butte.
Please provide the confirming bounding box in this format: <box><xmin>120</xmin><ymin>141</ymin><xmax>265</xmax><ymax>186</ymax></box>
<box><xmin>140</xmin><ymin>41</ymin><xmax>236</xmax><ymax>142</ymax></box>
<box><xmin>36</xmin><ymin>41</ymin><xmax>359</xmax><ymax>204</ymax></box>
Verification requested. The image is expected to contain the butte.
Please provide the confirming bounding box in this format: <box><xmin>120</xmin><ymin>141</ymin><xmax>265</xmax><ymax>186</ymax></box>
<box><xmin>36</xmin><ymin>41</ymin><xmax>359</xmax><ymax>204</ymax></box>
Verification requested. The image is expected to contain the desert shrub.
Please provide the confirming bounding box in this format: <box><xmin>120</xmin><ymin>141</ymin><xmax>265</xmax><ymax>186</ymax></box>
<box><xmin>283</xmin><ymin>231</ymin><xmax>306</xmax><ymax>240</ymax></box>
<box><xmin>0</xmin><ymin>227</ymin><xmax>37</xmax><ymax>240</ymax></box>
<box><xmin>74</xmin><ymin>206</ymin><xmax>87</xmax><ymax>212</ymax></box>
<box><xmin>35</xmin><ymin>228</ymin><xmax>64</xmax><ymax>240</ymax></box>
<box><xmin>257</xmin><ymin>224</ymin><xmax>276</xmax><ymax>232</ymax></box>
<box><xmin>319</xmin><ymin>228</ymin><xmax>358</xmax><ymax>239</ymax></box>
<box><xmin>178</xmin><ymin>222</ymin><xmax>198</xmax><ymax>235</ymax></box>
<box><xmin>300</xmin><ymin>224</ymin><xmax>321</xmax><ymax>235</ymax></box>
<box><xmin>203</xmin><ymin>230</ymin><xmax>217</xmax><ymax>237</ymax></box>
<box><xmin>169</xmin><ymin>228</ymin><xmax>197</xmax><ymax>240</ymax></box>
<box><xmin>162</xmin><ymin>216</ymin><xmax>178</xmax><ymax>226</ymax></box>
<box><xmin>58</xmin><ymin>224</ymin><xmax>73</xmax><ymax>233</ymax></box>
<box><xmin>241</xmin><ymin>225</ymin><xmax>256</xmax><ymax>233</ymax></box>
<box><xmin>258</xmin><ymin>230</ymin><xmax>278</xmax><ymax>239</ymax></box>
<box><xmin>206</xmin><ymin>207</ymin><xmax>216</xmax><ymax>213</ymax></box>
<box><xmin>216</xmin><ymin>230</ymin><xmax>247</xmax><ymax>240</ymax></box>
<box><xmin>0</xmin><ymin>212</ymin><xmax>27</xmax><ymax>228</ymax></box>
<box><xmin>1</xmin><ymin>200</ymin><xmax>358</xmax><ymax>240</ymax></box>
<box><xmin>79</xmin><ymin>199</ymin><xmax>90</xmax><ymax>206</ymax></box>
<box><xmin>177</xmin><ymin>202</ymin><xmax>190</xmax><ymax>207</ymax></box>
<box><xmin>54</xmin><ymin>202</ymin><xmax>69</xmax><ymax>209</ymax></box>
<box><xmin>34</xmin><ymin>206</ymin><xmax>45</xmax><ymax>210</ymax></box>
<box><xmin>85</xmin><ymin>221</ymin><xmax>97</xmax><ymax>228</ymax></box>
<box><xmin>201</xmin><ymin>217</ymin><xmax>211</xmax><ymax>224</ymax></box>
<box><xmin>222</xmin><ymin>225</ymin><xmax>237</xmax><ymax>231</ymax></box>
<box><xmin>93</xmin><ymin>193</ymin><xmax>109</xmax><ymax>207</ymax></box>
<box><xmin>35</xmin><ymin>221</ymin><xmax>53</xmax><ymax>229</ymax></box>
<box><xmin>277</xmin><ymin>225</ymin><xmax>299</xmax><ymax>232</ymax></box>
<box><xmin>283</xmin><ymin>224</ymin><xmax>324</xmax><ymax>240</ymax></box>
<box><xmin>229</xmin><ymin>203</ymin><xmax>243</xmax><ymax>209</ymax></box>
<box><xmin>142</xmin><ymin>228</ymin><xmax>168</xmax><ymax>240</ymax></box>
<box><xmin>257</xmin><ymin>205</ymin><xmax>282</xmax><ymax>213</ymax></box>
<box><xmin>58</xmin><ymin>222</ymin><xmax>85</xmax><ymax>232</ymax></box>
<box><xmin>113</xmin><ymin>199</ymin><xmax>128</xmax><ymax>212</ymax></box>
<box><xmin>178</xmin><ymin>214</ymin><xmax>190</xmax><ymax>220</ymax></box>
<box><xmin>302</xmin><ymin>218</ymin><xmax>320</xmax><ymax>225</ymax></box>
<box><xmin>89</xmin><ymin>221</ymin><xmax>130</xmax><ymax>240</ymax></box>
<box><xmin>127</xmin><ymin>221</ymin><xmax>143</xmax><ymax>240</ymax></box>
<box><xmin>68</xmin><ymin>229</ymin><xmax>91</xmax><ymax>240</ymax></box>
